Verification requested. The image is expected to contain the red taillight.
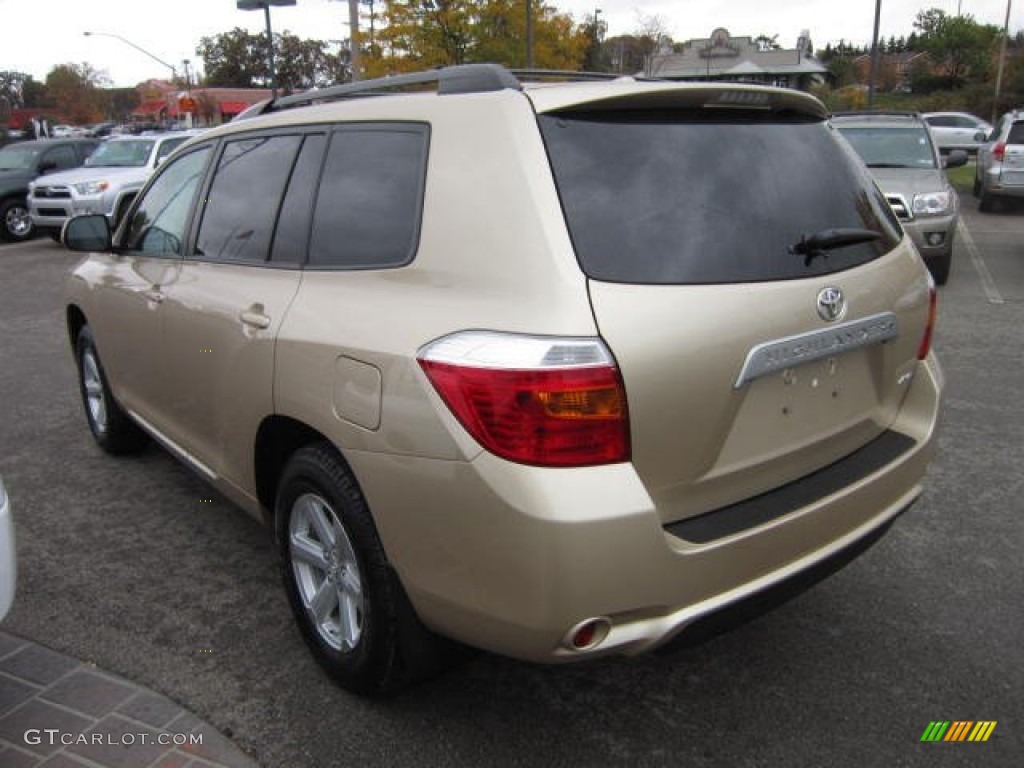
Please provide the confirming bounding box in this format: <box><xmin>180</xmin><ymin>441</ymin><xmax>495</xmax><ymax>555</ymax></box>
<box><xmin>418</xmin><ymin>333</ymin><xmax>630</xmax><ymax>467</ymax></box>
<box><xmin>993</xmin><ymin>141</ymin><xmax>1006</xmax><ymax>161</ymax></box>
<box><xmin>917</xmin><ymin>282</ymin><xmax>937</xmax><ymax>361</ymax></box>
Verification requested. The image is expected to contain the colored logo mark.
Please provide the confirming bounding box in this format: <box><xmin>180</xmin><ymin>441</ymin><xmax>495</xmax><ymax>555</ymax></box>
<box><xmin>921</xmin><ymin>721</ymin><xmax>997</xmax><ymax>742</ymax></box>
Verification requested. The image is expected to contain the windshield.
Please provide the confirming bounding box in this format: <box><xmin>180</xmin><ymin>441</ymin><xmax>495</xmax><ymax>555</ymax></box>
<box><xmin>835</xmin><ymin>126</ymin><xmax>937</xmax><ymax>169</ymax></box>
<box><xmin>85</xmin><ymin>140</ymin><xmax>155</xmax><ymax>168</ymax></box>
<box><xmin>0</xmin><ymin>145</ymin><xmax>42</xmax><ymax>171</ymax></box>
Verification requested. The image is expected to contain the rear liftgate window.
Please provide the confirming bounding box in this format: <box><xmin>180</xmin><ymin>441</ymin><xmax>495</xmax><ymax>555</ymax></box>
<box><xmin>539</xmin><ymin>110</ymin><xmax>902</xmax><ymax>284</ymax></box>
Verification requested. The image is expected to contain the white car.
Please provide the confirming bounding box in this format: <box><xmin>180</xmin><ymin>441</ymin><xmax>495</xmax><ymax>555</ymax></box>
<box><xmin>0</xmin><ymin>477</ymin><xmax>14</xmax><ymax>620</ymax></box>
<box><xmin>923</xmin><ymin>112</ymin><xmax>992</xmax><ymax>154</ymax></box>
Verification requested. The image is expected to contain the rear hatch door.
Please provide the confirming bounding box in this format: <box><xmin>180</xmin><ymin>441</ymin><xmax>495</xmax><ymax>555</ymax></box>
<box><xmin>533</xmin><ymin>85</ymin><xmax>933</xmax><ymax>525</ymax></box>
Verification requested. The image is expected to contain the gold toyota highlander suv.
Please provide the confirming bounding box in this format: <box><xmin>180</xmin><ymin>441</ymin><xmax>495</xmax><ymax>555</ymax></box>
<box><xmin>62</xmin><ymin>65</ymin><xmax>944</xmax><ymax>695</ymax></box>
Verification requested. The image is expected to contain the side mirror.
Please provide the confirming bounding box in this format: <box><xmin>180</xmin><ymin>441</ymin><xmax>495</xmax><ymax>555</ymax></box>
<box><xmin>944</xmin><ymin>149</ymin><xmax>969</xmax><ymax>169</ymax></box>
<box><xmin>63</xmin><ymin>214</ymin><xmax>112</xmax><ymax>252</ymax></box>
<box><xmin>974</xmin><ymin>130</ymin><xmax>988</xmax><ymax>142</ymax></box>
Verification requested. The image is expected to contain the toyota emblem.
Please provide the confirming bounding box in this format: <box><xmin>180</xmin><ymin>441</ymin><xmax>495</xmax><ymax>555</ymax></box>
<box><xmin>816</xmin><ymin>287</ymin><xmax>846</xmax><ymax>322</ymax></box>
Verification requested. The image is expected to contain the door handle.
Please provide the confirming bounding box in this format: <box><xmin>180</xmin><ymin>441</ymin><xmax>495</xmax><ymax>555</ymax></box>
<box><xmin>240</xmin><ymin>306</ymin><xmax>271</xmax><ymax>330</ymax></box>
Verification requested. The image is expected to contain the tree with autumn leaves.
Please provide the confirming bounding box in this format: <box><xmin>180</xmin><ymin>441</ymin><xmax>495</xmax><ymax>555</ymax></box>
<box><xmin>364</xmin><ymin>0</ymin><xmax>588</xmax><ymax>76</ymax></box>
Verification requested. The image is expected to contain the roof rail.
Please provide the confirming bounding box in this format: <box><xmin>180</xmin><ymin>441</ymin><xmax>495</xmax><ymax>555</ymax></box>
<box><xmin>510</xmin><ymin>69</ymin><xmax>626</xmax><ymax>82</ymax></box>
<box><xmin>234</xmin><ymin>63</ymin><xmax>522</xmax><ymax>121</ymax></box>
<box><xmin>830</xmin><ymin>110</ymin><xmax>922</xmax><ymax>119</ymax></box>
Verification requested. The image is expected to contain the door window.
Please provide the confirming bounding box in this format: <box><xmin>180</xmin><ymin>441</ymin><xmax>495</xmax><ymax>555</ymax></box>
<box><xmin>122</xmin><ymin>147</ymin><xmax>211</xmax><ymax>257</ymax></box>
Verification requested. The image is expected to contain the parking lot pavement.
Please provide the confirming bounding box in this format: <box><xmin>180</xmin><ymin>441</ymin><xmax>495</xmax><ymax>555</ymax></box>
<box><xmin>1</xmin><ymin>221</ymin><xmax>1022</xmax><ymax>767</ymax></box>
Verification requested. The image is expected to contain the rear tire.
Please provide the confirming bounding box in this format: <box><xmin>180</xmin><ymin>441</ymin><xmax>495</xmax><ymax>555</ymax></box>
<box><xmin>277</xmin><ymin>443</ymin><xmax>452</xmax><ymax>695</ymax></box>
<box><xmin>75</xmin><ymin>326</ymin><xmax>148</xmax><ymax>454</ymax></box>
<box><xmin>978</xmin><ymin>187</ymin><xmax>997</xmax><ymax>213</ymax></box>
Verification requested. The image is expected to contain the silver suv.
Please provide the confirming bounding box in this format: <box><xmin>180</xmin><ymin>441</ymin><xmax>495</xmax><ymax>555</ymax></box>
<box><xmin>974</xmin><ymin>108</ymin><xmax>1024</xmax><ymax>212</ymax></box>
<box><xmin>832</xmin><ymin>111</ymin><xmax>966</xmax><ymax>285</ymax></box>
<box><xmin>62</xmin><ymin>65</ymin><xmax>943</xmax><ymax>694</ymax></box>
<box><xmin>29</xmin><ymin>132</ymin><xmax>200</xmax><ymax>237</ymax></box>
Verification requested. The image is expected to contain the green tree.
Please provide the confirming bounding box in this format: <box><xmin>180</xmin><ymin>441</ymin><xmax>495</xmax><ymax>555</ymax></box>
<box><xmin>0</xmin><ymin>71</ymin><xmax>34</xmax><ymax>109</ymax></box>
<box><xmin>913</xmin><ymin>8</ymin><xmax>999</xmax><ymax>88</ymax></box>
<box><xmin>44</xmin><ymin>63</ymin><xmax>110</xmax><ymax>123</ymax></box>
<box><xmin>197</xmin><ymin>28</ymin><xmax>267</xmax><ymax>87</ymax></box>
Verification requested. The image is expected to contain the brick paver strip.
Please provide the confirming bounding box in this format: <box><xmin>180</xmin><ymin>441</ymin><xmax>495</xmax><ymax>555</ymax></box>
<box><xmin>42</xmin><ymin>670</ymin><xmax>137</xmax><ymax>719</ymax></box>
<box><xmin>150</xmin><ymin>750</ymin><xmax>193</xmax><ymax>768</ymax></box>
<box><xmin>1</xmin><ymin>743</ymin><xmax>44</xmax><ymax>768</ymax></box>
<box><xmin>0</xmin><ymin>673</ymin><xmax>40</xmax><ymax>716</ymax></box>
<box><xmin>0</xmin><ymin>646</ymin><xmax>80</xmax><ymax>688</ymax></box>
<box><xmin>0</xmin><ymin>698</ymin><xmax>93</xmax><ymax>757</ymax></box>
<box><xmin>115</xmin><ymin>691</ymin><xmax>184</xmax><ymax>730</ymax></box>
<box><xmin>0</xmin><ymin>632</ymin><xmax>27</xmax><ymax>659</ymax></box>
<box><xmin>38</xmin><ymin>752</ymin><xmax>97</xmax><ymax>767</ymax></box>
<box><xmin>66</xmin><ymin>714</ymin><xmax>168</xmax><ymax>768</ymax></box>
<box><xmin>179</xmin><ymin>723</ymin><xmax>258</xmax><ymax>768</ymax></box>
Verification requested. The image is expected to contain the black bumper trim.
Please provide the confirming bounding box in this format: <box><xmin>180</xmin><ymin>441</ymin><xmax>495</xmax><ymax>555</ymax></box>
<box><xmin>664</xmin><ymin>429</ymin><xmax>916</xmax><ymax>544</ymax></box>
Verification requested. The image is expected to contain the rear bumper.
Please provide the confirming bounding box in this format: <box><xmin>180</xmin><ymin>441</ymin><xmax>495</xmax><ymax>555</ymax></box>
<box><xmin>349</xmin><ymin>354</ymin><xmax>943</xmax><ymax>663</ymax></box>
<box><xmin>980</xmin><ymin>167</ymin><xmax>1024</xmax><ymax>198</ymax></box>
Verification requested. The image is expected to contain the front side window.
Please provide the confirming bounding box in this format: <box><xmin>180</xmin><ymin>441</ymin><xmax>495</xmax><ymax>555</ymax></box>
<box><xmin>43</xmin><ymin>145</ymin><xmax>78</xmax><ymax>170</ymax></box>
<box><xmin>308</xmin><ymin>124</ymin><xmax>429</xmax><ymax>269</ymax></box>
<box><xmin>194</xmin><ymin>134</ymin><xmax>302</xmax><ymax>263</ymax></box>
<box><xmin>122</xmin><ymin>147</ymin><xmax>211</xmax><ymax>256</ymax></box>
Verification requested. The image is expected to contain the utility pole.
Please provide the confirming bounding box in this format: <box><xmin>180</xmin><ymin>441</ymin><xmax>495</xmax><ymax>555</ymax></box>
<box><xmin>993</xmin><ymin>0</ymin><xmax>1013</xmax><ymax>123</ymax></box>
<box><xmin>526</xmin><ymin>0</ymin><xmax>534</xmax><ymax>68</ymax></box>
<box><xmin>867</xmin><ymin>0</ymin><xmax>882</xmax><ymax>108</ymax></box>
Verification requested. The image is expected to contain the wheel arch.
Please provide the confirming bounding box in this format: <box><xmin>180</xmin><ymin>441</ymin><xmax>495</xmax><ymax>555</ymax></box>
<box><xmin>255</xmin><ymin>415</ymin><xmax>353</xmax><ymax>533</ymax></box>
<box><xmin>66</xmin><ymin>305</ymin><xmax>87</xmax><ymax>355</ymax></box>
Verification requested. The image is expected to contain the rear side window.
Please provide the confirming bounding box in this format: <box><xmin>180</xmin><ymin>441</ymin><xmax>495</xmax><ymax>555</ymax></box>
<box><xmin>195</xmin><ymin>134</ymin><xmax>303</xmax><ymax>263</ymax></box>
<box><xmin>308</xmin><ymin>124</ymin><xmax>428</xmax><ymax>269</ymax></box>
<box><xmin>1007</xmin><ymin>122</ymin><xmax>1024</xmax><ymax>144</ymax></box>
<box><xmin>539</xmin><ymin>111</ymin><xmax>901</xmax><ymax>284</ymax></box>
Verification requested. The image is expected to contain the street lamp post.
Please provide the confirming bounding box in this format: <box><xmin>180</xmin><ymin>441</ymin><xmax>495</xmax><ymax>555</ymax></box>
<box><xmin>236</xmin><ymin>0</ymin><xmax>297</xmax><ymax>97</ymax></box>
<box><xmin>82</xmin><ymin>31</ymin><xmax>179</xmax><ymax>82</ymax></box>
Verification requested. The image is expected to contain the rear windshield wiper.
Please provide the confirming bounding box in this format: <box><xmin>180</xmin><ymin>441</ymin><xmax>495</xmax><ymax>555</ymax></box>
<box><xmin>790</xmin><ymin>227</ymin><xmax>881</xmax><ymax>266</ymax></box>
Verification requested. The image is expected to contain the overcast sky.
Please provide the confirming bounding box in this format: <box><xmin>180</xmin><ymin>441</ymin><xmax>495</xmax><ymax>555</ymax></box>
<box><xmin>1</xmin><ymin>0</ymin><xmax>1021</xmax><ymax>87</ymax></box>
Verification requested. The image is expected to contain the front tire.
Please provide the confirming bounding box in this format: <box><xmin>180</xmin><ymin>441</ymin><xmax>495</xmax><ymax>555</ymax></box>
<box><xmin>75</xmin><ymin>326</ymin><xmax>148</xmax><ymax>454</ymax></box>
<box><xmin>929</xmin><ymin>250</ymin><xmax>951</xmax><ymax>286</ymax></box>
<box><xmin>277</xmin><ymin>443</ymin><xmax>445</xmax><ymax>695</ymax></box>
<box><xmin>1</xmin><ymin>198</ymin><xmax>34</xmax><ymax>242</ymax></box>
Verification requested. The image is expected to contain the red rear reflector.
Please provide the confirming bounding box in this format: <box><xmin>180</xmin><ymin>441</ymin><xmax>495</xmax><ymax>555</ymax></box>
<box><xmin>417</xmin><ymin>333</ymin><xmax>630</xmax><ymax>468</ymax></box>
<box><xmin>917</xmin><ymin>282</ymin><xmax>937</xmax><ymax>361</ymax></box>
<box><xmin>994</xmin><ymin>141</ymin><xmax>1006</xmax><ymax>161</ymax></box>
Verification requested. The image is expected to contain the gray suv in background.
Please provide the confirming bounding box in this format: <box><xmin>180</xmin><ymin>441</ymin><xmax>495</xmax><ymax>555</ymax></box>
<box><xmin>833</xmin><ymin>111</ymin><xmax>966</xmax><ymax>285</ymax></box>
<box><xmin>29</xmin><ymin>132</ymin><xmax>200</xmax><ymax>238</ymax></box>
<box><xmin>974</xmin><ymin>108</ymin><xmax>1024</xmax><ymax>212</ymax></box>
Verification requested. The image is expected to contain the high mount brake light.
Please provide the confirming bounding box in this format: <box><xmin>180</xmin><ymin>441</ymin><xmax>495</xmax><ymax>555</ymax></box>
<box><xmin>418</xmin><ymin>332</ymin><xmax>630</xmax><ymax>467</ymax></box>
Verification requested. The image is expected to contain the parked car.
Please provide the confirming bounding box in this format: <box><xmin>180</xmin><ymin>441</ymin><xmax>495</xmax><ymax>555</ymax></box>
<box><xmin>63</xmin><ymin>65</ymin><xmax>944</xmax><ymax>695</ymax></box>
<box><xmin>832</xmin><ymin>111</ymin><xmax>966</xmax><ymax>285</ymax></box>
<box><xmin>0</xmin><ymin>138</ymin><xmax>98</xmax><ymax>241</ymax></box>
<box><xmin>0</xmin><ymin>477</ymin><xmax>14</xmax><ymax>620</ymax></box>
<box><xmin>29</xmin><ymin>131</ymin><xmax>201</xmax><ymax>239</ymax></box>
<box><xmin>922</xmin><ymin>112</ymin><xmax>992</xmax><ymax>154</ymax></box>
<box><xmin>973</xmin><ymin>108</ymin><xmax>1024</xmax><ymax>212</ymax></box>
